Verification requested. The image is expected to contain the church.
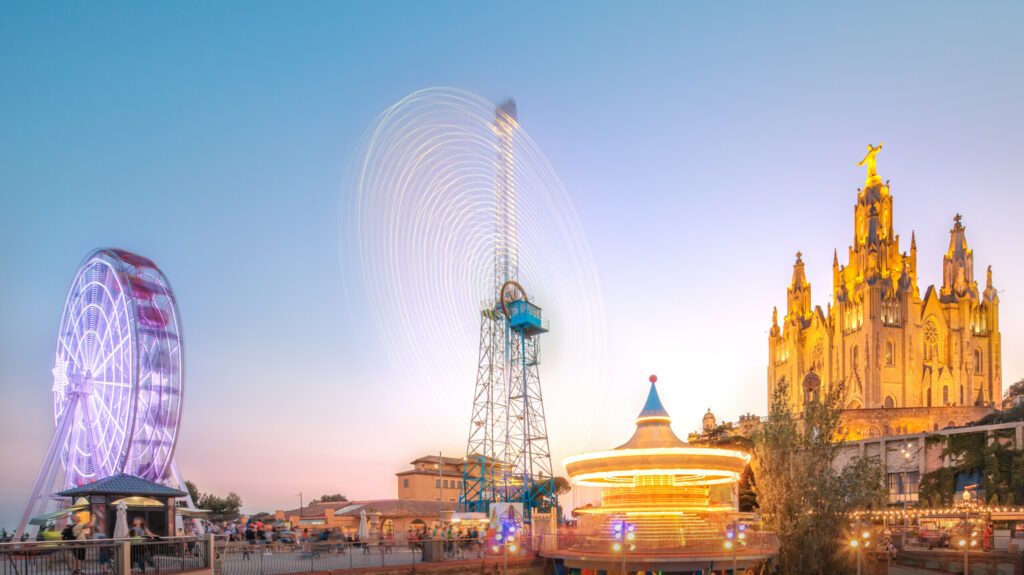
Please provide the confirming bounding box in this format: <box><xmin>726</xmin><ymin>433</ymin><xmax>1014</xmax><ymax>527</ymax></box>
<box><xmin>767</xmin><ymin>145</ymin><xmax>1003</xmax><ymax>439</ymax></box>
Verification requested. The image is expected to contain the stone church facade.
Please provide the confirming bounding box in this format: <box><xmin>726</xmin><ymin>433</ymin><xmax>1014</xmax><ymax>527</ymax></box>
<box><xmin>767</xmin><ymin>146</ymin><xmax>1002</xmax><ymax>439</ymax></box>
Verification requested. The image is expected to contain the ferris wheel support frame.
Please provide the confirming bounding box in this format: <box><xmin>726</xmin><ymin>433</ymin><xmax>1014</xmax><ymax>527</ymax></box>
<box><xmin>14</xmin><ymin>395</ymin><xmax>82</xmax><ymax>540</ymax></box>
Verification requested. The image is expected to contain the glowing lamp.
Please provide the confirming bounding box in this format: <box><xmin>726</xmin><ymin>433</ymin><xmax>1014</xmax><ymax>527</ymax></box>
<box><xmin>959</xmin><ymin>539</ymin><xmax>967</xmax><ymax>547</ymax></box>
<box><xmin>724</xmin><ymin>541</ymin><xmax>733</xmax><ymax>550</ymax></box>
<box><xmin>626</xmin><ymin>532</ymin><xmax>635</xmax><ymax>541</ymax></box>
<box><xmin>492</xmin><ymin>546</ymin><xmax>499</xmax><ymax>553</ymax></box>
<box><xmin>509</xmin><ymin>545</ymin><xmax>517</xmax><ymax>552</ymax></box>
<box><xmin>850</xmin><ymin>540</ymin><xmax>859</xmax><ymax>548</ymax></box>
<box><xmin>862</xmin><ymin>531</ymin><xmax>870</xmax><ymax>539</ymax></box>
<box><xmin>726</xmin><ymin>531</ymin><xmax>734</xmax><ymax>539</ymax></box>
<box><xmin>496</xmin><ymin>533</ymin><xmax>503</xmax><ymax>542</ymax></box>
<box><xmin>612</xmin><ymin>543</ymin><xmax>622</xmax><ymax>552</ymax></box>
<box><xmin>738</xmin><ymin>532</ymin><xmax>746</xmax><ymax>541</ymax></box>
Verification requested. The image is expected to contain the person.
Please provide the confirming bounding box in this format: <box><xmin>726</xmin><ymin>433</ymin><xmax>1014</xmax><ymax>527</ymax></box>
<box><xmin>130</xmin><ymin>517</ymin><xmax>158</xmax><ymax>573</ymax></box>
<box><xmin>63</xmin><ymin>514</ymin><xmax>90</xmax><ymax>575</ymax></box>
<box><xmin>243</xmin><ymin>524</ymin><xmax>255</xmax><ymax>559</ymax></box>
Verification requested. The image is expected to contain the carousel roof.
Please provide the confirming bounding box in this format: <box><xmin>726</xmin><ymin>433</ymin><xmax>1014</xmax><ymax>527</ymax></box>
<box><xmin>563</xmin><ymin>378</ymin><xmax>749</xmax><ymax>487</ymax></box>
<box><xmin>58</xmin><ymin>474</ymin><xmax>187</xmax><ymax>498</ymax></box>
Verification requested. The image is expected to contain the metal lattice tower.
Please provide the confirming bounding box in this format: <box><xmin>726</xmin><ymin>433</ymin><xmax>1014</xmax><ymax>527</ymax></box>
<box><xmin>461</xmin><ymin>100</ymin><xmax>556</xmax><ymax>521</ymax></box>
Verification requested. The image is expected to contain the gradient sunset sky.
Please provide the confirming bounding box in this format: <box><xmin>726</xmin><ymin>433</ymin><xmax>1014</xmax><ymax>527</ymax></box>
<box><xmin>2</xmin><ymin>2</ymin><xmax>1023</xmax><ymax>527</ymax></box>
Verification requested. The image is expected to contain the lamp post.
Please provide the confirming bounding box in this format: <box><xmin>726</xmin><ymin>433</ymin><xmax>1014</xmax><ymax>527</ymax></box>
<box><xmin>958</xmin><ymin>489</ymin><xmax>978</xmax><ymax>575</ymax></box>
<box><xmin>494</xmin><ymin>518</ymin><xmax>517</xmax><ymax>575</ymax></box>
<box><xmin>849</xmin><ymin>528</ymin><xmax>871</xmax><ymax>575</ymax></box>
<box><xmin>612</xmin><ymin>520</ymin><xmax>635</xmax><ymax>575</ymax></box>
<box><xmin>898</xmin><ymin>440</ymin><xmax>921</xmax><ymax>549</ymax></box>
<box><xmin>435</xmin><ymin>451</ymin><xmax>443</xmax><ymax>503</ymax></box>
<box><xmin>724</xmin><ymin>519</ymin><xmax>747</xmax><ymax>574</ymax></box>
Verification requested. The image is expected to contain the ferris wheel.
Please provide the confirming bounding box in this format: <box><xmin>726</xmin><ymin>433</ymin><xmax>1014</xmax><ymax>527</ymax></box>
<box><xmin>17</xmin><ymin>249</ymin><xmax>188</xmax><ymax>536</ymax></box>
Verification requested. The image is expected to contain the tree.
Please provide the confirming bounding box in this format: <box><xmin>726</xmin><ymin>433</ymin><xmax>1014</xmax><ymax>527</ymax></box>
<box><xmin>187</xmin><ymin>481</ymin><xmax>244</xmax><ymax>516</ymax></box>
<box><xmin>310</xmin><ymin>494</ymin><xmax>348</xmax><ymax>504</ymax></box>
<box><xmin>751</xmin><ymin>379</ymin><xmax>885</xmax><ymax>574</ymax></box>
<box><xmin>552</xmin><ymin>476</ymin><xmax>572</xmax><ymax>496</ymax></box>
<box><xmin>1005</xmin><ymin>379</ymin><xmax>1024</xmax><ymax>400</ymax></box>
<box><xmin>185</xmin><ymin>480</ymin><xmax>201</xmax><ymax>505</ymax></box>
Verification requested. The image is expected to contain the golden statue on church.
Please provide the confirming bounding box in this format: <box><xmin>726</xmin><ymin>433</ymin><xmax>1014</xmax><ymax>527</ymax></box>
<box><xmin>858</xmin><ymin>143</ymin><xmax>883</xmax><ymax>180</ymax></box>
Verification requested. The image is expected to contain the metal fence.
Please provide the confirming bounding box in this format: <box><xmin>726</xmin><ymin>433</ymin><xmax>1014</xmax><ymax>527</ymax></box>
<box><xmin>213</xmin><ymin>538</ymin><xmax>532</xmax><ymax>575</ymax></box>
<box><xmin>1</xmin><ymin>537</ymin><xmax>209</xmax><ymax>575</ymax></box>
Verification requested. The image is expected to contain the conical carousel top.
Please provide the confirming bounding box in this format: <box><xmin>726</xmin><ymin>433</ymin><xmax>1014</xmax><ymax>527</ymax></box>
<box><xmin>563</xmin><ymin>376</ymin><xmax>749</xmax><ymax>487</ymax></box>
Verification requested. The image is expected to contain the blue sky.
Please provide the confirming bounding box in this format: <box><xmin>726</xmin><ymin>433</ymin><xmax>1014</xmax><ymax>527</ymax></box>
<box><xmin>1</xmin><ymin>2</ymin><xmax>1022</xmax><ymax>526</ymax></box>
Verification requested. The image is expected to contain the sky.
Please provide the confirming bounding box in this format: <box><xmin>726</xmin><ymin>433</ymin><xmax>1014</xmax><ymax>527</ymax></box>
<box><xmin>1</xmin><ymin>2</ymin><xmax>1023</xmax><ymax>528</ymax></box>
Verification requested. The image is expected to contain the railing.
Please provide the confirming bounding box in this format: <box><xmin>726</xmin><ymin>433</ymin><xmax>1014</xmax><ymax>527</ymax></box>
<box><xmin>539</xmin><ymin>530</ymin><xmax>780</xmax><ymax>556</ymax></box>
<box><xmin>213</xmin><ymin>537</ymin><xmax>534</xmax><ymax>575</ymax></box>
<box><xmin>1</xmin><ymin>537</ymin><xmax>209</xmax><ymax>575</ymax></box>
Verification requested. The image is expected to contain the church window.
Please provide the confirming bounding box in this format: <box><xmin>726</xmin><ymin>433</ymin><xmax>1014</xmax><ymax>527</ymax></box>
<box><xmin>974</xmin><ymin>348</ymin><xmax>983</xmax><ymax>374</ymax></box>
<box><xmin>926</xmin><ymin>388</ymin><xmax>931</xmax><ymax>407</ymax></box>
<box><xmin>924</xmin><ymin>319</ymin><xmax>938</xmax><ymax>362</ymax></box>
<box><xmin>886</xmin><ymin>339</ymin><xmax>895</xmax><ymax>366</ymax></box>
<box><xmin>942</xmin><ymin>386</ymin><xmax>949</xmax><ymax>405</ymax></box>
<box><xmin>960</xmin><ymin>385</ymin><xmax>964</xmax><ymax>405</ymax></box>
<box><xmin>813</xmin><ymin>339</ymin><xmax>824</xmax><ymax>372</ymax></box>
<box><xmin>884</xmin><ymin>396</ymin><xmax>895</xmax><ymax>409</ymax></box>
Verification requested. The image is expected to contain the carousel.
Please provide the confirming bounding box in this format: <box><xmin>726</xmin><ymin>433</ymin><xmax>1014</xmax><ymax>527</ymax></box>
<box><xmin>550</xmin><ymin>376</ymin><xmax>777</xmax><ymax>574</ymax></box>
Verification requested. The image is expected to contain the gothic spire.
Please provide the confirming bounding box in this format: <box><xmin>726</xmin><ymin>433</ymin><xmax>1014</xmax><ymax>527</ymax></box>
<box><xmin>942</xmin><ymin>214</ymin><xmax>975</xmax><ymax>298</ymax></box>
<box><xmin>984</xmin><ymin>265</ymin><xmax>999</xmax><ymax>303</ymax></box>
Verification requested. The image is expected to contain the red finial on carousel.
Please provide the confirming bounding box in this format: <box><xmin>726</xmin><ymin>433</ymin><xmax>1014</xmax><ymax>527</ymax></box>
<box><xmin>649</xmin><ymin>374</ymin><xmax>657</xmax><ymax>384</ymax></box>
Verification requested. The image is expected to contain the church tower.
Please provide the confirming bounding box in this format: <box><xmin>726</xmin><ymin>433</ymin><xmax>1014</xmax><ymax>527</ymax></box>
<box><xmin>768</xmin><ymin>145</ymin><xmax>1003</xmax><ymax>438</ymax></box>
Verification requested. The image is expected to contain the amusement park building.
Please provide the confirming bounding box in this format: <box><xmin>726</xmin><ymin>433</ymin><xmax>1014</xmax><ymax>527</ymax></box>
<box><xmin>274</xmin><ymin>454</ymin><xmax>464</xmax><ymax>534</ymax></box>
<box><xmin>768</xmin><ymin>145</ymin><xmax>1002</xmax><ymax>439</ymax></box>
<box><xmin>395</xmin><ymin>455</ymin><xmax>466</xmax><ymax>501</ymax></box>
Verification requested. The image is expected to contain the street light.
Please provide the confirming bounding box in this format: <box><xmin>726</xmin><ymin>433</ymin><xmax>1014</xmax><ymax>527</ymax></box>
<box><xmin>724</xmin><ymin>520</ymin><xmax>747</xmax><ymax>574</ymax></box>
<box><xmin>958</xmin><ymin>489</ymin><xmax>978</xmax><ymax>575</ymax></box>
<box><xmin>897</xmin><ymin>440</ymin><xmax>921</xmax><ymax>548</ymax></box>
<box><xmin>849</xmin><ymin>528</ymin><xmax>871</xmax><ymax>575</ymax></box>
<box><xmin>496</xmin><ymin>520</ymin><xmax>518</xmax><ymax>575</ymax></box>
<box><xmin>612</xmin><ymin>520</ymin><xmax>635</xmax><ymax>575</ymax></box>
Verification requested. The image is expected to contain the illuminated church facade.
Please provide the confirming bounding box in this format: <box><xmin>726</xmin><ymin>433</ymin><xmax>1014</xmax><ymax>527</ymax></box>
<box><xmin>768</xmin><ymin>146</ymin><xmax>1002</xmax><ymax>438</ymax></box>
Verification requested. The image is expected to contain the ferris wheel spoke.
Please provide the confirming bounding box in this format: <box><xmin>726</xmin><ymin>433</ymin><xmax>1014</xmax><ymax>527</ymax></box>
<box><xmin>93</xmin><ymin>395</ymin><xmax>126</xmax><ymax>438</ymax></box>
<box><xmin>93</xmin><ymin>380</ymin><xmax>131</xmax><ymax>389</ymax></box>
<box><xmin>90</xmin><ymin>336</ymin><xmax>131</xmax><ymax>374</ymax></box>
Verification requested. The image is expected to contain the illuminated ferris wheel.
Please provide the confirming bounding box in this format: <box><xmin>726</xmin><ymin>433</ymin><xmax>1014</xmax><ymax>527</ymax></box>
<box><xmin>17</xmin><ymin>249</ymin><xmax>188</xmax><ymax>537</ymax></box>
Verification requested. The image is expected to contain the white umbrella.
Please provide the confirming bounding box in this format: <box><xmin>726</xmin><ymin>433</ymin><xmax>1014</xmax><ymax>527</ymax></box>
<box><xmin>357</xmin><ymin>510</ymin><xmax>368</xmax><ymax>539</ymax></box>
<box><xmin>113</xmin><ymin>502</ymin><xmax>130</xmax><ymax>539</ymax></box>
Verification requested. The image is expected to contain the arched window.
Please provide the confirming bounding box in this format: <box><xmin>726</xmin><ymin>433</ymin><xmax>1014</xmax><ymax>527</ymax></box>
<box><xmin>942</xmin><ymin>386</ymin><xmax>949</xmax><ymax>405</ymax></box>
<box><xmin>886</xmin><ymin>339</ymin><xmax>895</xmax><ymax>366</ymax></box>
<box><xmin>960</xmin><ymin>385</ymin><xmax>964</xmax><ymax>405</ymax></box>
<box><xmin>868</xmin><ymin>426</ymin><xmax>881</xmax><ymax>438</ymax></box>
<box><xmin>381</xmin><ymin>519</ymin><xmax>394</xmax><ymax>535</ymax></box>
<box><xmin>884</xmin><ymin>396</ymin><xmax>896</xmax><ymax>409</ymax></box>
<box><xmin>933</xmin><ymin>423</ymin><xmax>939</xmax><ymax>431</ymax></box>
<box><xmin>926</xmin><ymin>388</ymin><xmax>932</xmax><ymax>407</ymax></box>
<box><xmin>924</xmin><ymin>319</ymin><xmax>938</xmax><ymax>362</ymax></box>
<box><xmin>974</xmin><ymin>348</ymin><xmax>983</xmax><ymax>374</ymax></box>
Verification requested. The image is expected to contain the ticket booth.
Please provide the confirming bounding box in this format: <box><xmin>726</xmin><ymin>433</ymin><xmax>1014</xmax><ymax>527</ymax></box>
<box><xmin>58</xmin><ymin>473</ymin><xmax>187</xmax><ymax>537</ymax></box>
